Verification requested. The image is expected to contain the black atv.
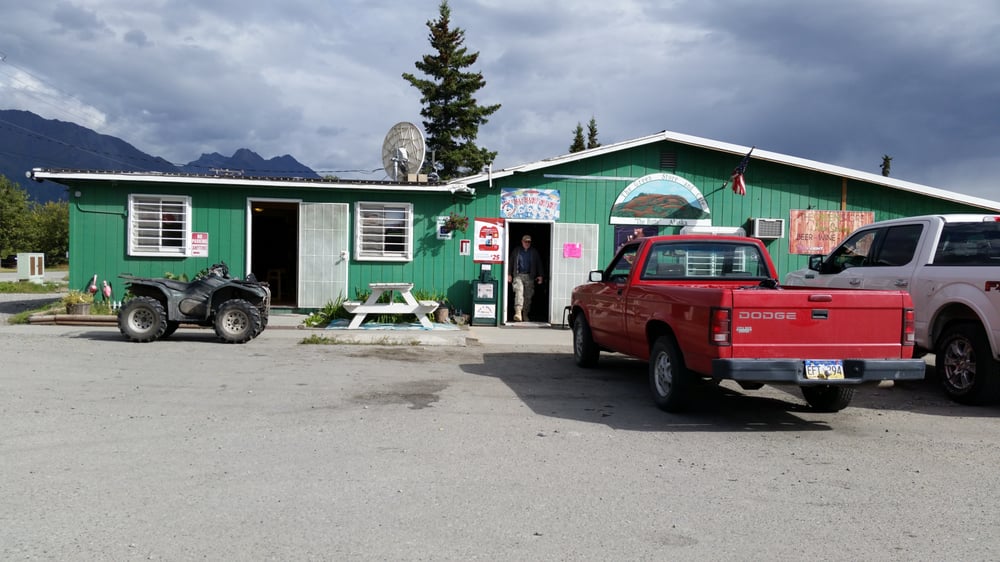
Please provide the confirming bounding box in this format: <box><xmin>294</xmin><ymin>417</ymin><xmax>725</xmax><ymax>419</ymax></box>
<box><xmin>117</xmin><ymin>262</ymin><xmax>271</xmax><ymax>343</ymax></box>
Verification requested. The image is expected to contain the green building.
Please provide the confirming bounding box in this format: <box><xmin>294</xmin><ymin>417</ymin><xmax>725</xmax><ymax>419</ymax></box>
<box><xmin>31</xmin><ymin>129</ymin><xmax>1000</xmax><ymax>325</ymax></box>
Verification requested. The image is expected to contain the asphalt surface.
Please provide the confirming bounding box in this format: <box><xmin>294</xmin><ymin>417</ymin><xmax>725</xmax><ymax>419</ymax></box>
<box><xmin>4</xmin><ymin>277</ymin><xmax>1000</xmax><ymax>560</ymax></box>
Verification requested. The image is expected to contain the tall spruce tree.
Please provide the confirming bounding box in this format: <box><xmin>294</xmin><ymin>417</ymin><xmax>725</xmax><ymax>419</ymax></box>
<box><xmin>402</xmin><ymin>1</ymin><xmax>501</xmax><ymax>180</ymax></box>
<box><xmin>569</xmin><ymin>123</ymin><xmax>586</xmax><ymax>153</ymax></box>
<box><xmin>586</xmin><ymin>117</ymin><xmax>600</xmax><ymax>149</ymax></box>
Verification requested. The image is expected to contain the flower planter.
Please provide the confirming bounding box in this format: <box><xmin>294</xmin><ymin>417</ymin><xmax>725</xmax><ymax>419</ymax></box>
<box><xmin>66</xmin><ymin>303</ymin><xmax>92</xmax><ymax>315</ymax></box>
<box><xmin>434</xmin><ymin>307</ymin><xmax>450</xmax><ymax>324</ymax></box>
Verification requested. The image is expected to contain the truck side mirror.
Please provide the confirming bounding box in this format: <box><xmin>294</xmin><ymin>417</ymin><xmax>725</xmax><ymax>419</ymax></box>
<box><xmin>808</xmin><ymin>254</ymin><xmax>824</xmax><ymax>272</ymax></box>
<box><xmin>589</xmin><ymin>270</ymin><xmax>604</xmax><ymax>282</ymax></box>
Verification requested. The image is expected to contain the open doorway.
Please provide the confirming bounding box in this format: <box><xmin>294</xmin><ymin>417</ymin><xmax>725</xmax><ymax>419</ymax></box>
<box><xmin>250</xmin><ymin>201</ymin><xmax>298</xmax><ymax>306</ymax></box>
<box><xmin>504</xmin><ymin>222</ymin><xmax>552</xmax><ymax>324</ymax></box>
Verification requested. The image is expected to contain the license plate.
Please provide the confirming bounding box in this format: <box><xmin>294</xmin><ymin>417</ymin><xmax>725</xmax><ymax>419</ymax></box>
<box><xmin>805</xmin><ymin>360</ymin><xmax>845</xmax><ymax>380</ymax></box>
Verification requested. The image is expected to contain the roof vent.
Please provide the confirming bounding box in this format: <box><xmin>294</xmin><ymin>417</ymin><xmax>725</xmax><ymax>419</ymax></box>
<box><xmin>660</xmin><ymin>150</ymin><xmax>677</xmax><ymax>169</ymax></box>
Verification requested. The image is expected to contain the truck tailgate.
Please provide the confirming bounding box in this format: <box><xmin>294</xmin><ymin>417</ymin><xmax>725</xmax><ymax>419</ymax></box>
<box><xmin>729</xmin><ymin>288</ymin><xmax>910</xmax><ymax>359</ymax></box>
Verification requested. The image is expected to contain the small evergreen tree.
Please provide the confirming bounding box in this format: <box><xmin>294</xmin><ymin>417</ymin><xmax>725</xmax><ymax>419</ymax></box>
<box><xmin>402</xmin><ymin>1</ymin><xmax>501</xmax><ymax>180</ymax></box>
<box><xmin>569</xmin><ymin>123</ymin><xmax>586</xmax><ymax>153</ymax></box>
<box><xmin>586</xmin><ymin>117</ymin><xmax>600</xmax><ymax>149</ymax></box>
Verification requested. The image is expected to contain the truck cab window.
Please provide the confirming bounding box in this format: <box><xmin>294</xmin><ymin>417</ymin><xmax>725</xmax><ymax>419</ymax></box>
<box><xmin>607</xmin><ymin>246</ymin><xmax>639</xmax><ymax>282</ymax></box>
<box><xmin>824</xmin><ymin>230</ymin><xmax>878</xmax><ymax>273</ymax></box>
<box><xmin>873</xmin><ymin>224</ymin><xmax>923</xmax><ymax>266</ymax></box>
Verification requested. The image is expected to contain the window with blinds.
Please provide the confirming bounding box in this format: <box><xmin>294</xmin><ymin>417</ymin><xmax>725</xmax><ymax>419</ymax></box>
<box><xmin>355</xmin><ymin>202</ymin><xmax>413</xmax><ymax>261</ymax></box>
<box><xmin>128</xmin><ymin>194</ymin><xmax>191</xmax><ymax>256</ymax></box>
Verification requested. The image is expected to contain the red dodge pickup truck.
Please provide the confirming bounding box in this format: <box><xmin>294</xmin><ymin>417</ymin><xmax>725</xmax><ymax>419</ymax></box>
<box><xmin>570</xmin><ymin>235</ymin><xmax>926</xmax><ymax>412</ymax></box>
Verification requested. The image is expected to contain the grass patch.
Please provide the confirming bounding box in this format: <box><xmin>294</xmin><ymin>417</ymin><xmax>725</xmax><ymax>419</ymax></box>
<box><xmin>300</xmin><ymin>334</ymin><xmax>420</xmax><ymax>346</ymax></box>
<box><xmin>0</xmin><ymin>280</ymin><xmax>65</xmax><ymax>294</ymax></box>
<box><xmin>5</xmin><ymin>298</ymin><xmax>117</xmax><ymax>325</ymax></box>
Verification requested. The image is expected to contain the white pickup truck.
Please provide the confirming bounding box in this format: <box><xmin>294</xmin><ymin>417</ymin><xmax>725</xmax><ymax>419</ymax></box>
<box><xmin>785</xmin><ymin>214</ymin><xmax>1000</xmax><ymax>405</ymax></box>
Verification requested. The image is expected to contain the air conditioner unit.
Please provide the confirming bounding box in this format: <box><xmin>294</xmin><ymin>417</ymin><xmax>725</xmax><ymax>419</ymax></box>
<box><xmin>750</xmin><ymin>218</ymin><xmax>785</xmax><ymax>239</ymax></box>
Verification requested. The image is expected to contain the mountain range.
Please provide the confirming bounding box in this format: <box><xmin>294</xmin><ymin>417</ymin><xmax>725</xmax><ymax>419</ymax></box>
<box><xmin>0</xmin><ymin>109</ymin><xmax>320</xmax><ymax>202</ymax></box>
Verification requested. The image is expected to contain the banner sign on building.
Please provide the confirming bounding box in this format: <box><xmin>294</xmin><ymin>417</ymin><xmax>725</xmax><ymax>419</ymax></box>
<box><xmin>500</xmin><ymin>188</ymin><xmax>560</xmax><ymax>220</ymax></box>
<box><xmin>788</xmin><ymin>210</ymin><xmax>874</xmax><ymax>255</ymax></box>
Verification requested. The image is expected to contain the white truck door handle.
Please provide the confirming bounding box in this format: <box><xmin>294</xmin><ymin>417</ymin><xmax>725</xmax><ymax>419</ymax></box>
<box><xmin>849</xmin><ymin>278</ymin><xmax>862</xmax><ymax>286</ymax></box>
<box><xmin>894</xmin><ymin>279</ymin><xmax>909</xmax><ymax>288</ymax></box>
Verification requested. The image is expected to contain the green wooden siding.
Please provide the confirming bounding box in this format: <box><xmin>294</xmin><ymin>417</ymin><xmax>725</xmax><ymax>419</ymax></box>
<box><xmin>63</xmin><ymin>137</ymin><xmax>994</xmax><ymax>313</ymax></box>
<box><xmin>467</xmin><ymin>140</ymin><xmax>989</xmax><ymax>283</ymax></box>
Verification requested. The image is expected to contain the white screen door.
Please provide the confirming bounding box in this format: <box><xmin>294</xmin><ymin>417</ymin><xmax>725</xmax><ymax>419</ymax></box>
<box><xmin>548</xmin><ymin>222</ymin><xmax>600</xmax><ymax>324</ymax></box>
<box><xmin>298</xmin><ymin>203</ymin><xmax>349</xmax><ymax>308</ymax></box>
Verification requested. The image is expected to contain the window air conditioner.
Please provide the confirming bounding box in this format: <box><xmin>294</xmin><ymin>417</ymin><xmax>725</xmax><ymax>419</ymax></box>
<box><xmin>750</xmin><ymin>218</ymin><xmax>785</xmax><ymax>239</ymax></box>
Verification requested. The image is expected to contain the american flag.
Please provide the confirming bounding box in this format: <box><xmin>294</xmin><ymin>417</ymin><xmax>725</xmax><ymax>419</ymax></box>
<box><xmin>726</xmin><ymin>147</ymin><xmax>754</xmax><ymax>196</ymax></box>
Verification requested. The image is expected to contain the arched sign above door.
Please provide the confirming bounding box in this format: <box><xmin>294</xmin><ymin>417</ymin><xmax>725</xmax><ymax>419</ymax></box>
<box><xmin>610</xmin><ymin>173</ymin><xmax>711</xmax><ymax>226</ymax></box>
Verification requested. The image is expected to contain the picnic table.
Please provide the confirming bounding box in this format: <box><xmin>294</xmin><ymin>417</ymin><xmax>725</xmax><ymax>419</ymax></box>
<box><xmin>342</xmin><ymin>282</ymin><xmax>439</xmax><ymax>329</ymax></box>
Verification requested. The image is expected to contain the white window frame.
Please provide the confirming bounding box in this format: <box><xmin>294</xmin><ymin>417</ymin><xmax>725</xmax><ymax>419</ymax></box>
<box><xmin>354</xmin><ymin>201</ymin><xmax>413</xmax><ymax>262</ymax></box>
<box><xmin>127</xmin><ymin>194</ymin><xmax>192</xmax><ymax>256</ymax></box>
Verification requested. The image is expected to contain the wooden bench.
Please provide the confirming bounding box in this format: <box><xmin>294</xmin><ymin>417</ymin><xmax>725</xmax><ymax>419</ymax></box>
<box><xmin>343</xmin><ymin>282</ymin><xmax>439</xmax><ymax>329</ymax></box>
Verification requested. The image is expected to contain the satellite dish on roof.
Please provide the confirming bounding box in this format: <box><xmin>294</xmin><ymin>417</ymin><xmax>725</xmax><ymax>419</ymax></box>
<box><xmin>381</xmin><ymin>122</ymin><xmax>426</xmax><ymax>181</ymax></box>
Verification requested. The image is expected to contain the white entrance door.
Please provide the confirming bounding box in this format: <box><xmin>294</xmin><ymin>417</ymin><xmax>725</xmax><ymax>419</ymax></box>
<box><xmin>298</xmin><ymin>203</ymin><xmax>350</xmax><ymax>308</ymax></box>
<box><xmin>548</xmin><ymin>222</ymin><xmax>600</xmax><ymax>324</ymax></box>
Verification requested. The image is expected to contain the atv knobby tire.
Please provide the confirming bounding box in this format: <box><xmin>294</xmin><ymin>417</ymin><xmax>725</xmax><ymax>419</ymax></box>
<box><xmin>118</xmin><ymin>297</ymin><xmax>168</xmax><ymax>343</ymax></box>
<box><xmin>214</xmin><ymin>299</ymin><xmax>262</xmax><ymax>343</ymax></box>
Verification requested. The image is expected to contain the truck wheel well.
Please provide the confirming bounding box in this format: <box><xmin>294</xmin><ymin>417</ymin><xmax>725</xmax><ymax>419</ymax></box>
<box><xmin>931</xmin><ymin>303</ymin><xmax>982</xmax><ymax>348</ymax></box>
<box><xmin>646</xmin><ymin>321</ymin><xmax>678</xmax><ymax>352</ymax></box>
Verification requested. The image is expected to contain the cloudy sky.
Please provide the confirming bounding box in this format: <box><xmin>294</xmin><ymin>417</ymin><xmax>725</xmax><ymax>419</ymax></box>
<box><xmin>1</xmin><ymin>1</ymin><xmax>997</xmax><ymax>199</ymax></box>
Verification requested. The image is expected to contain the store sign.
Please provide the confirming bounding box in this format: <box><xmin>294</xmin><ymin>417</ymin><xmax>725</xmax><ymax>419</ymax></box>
<box><xmin>500</xmin><ymin>188</ymin><xmax>560</xmax><ymax>220</ymax></box>
<box><xmin>788</xmin><ymin>210</ymin><xmax>874</xmax><ymax>255</ymax></box>
<box><xmin>610</xmin><ymin>173</ymin><xmax>710</xmax><ymax>226</ymax></box>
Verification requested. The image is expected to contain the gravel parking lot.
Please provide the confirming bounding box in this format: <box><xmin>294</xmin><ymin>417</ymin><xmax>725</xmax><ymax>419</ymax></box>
<box><xmin>2</xmin><ymin>318</ymin><xmax>999</xmax><ymax>560</ymax></box>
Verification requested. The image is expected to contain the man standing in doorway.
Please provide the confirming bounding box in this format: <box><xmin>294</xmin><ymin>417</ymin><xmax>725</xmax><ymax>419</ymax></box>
<box><xmin>508</xmin><ymin>234</ymin><xmax>544</xmax><ymax>322</ymax></box>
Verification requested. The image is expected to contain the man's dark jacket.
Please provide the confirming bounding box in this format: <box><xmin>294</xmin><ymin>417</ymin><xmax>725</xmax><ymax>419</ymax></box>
<box><xmin>510</xmin><ymin>245</ymin><xmax>544</xmax><ymax>278</ymax></box>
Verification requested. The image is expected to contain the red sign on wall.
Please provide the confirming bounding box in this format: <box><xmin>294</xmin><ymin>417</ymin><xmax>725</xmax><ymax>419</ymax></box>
<box><xmin>788</xmin><ymin>210</ymin><xmax>873</xmax><ymax>255</ymax></box>
<box><xmin>191</xmin><ymin>232</ymin><xmax>209</xmax><ymax>257</ymax></box>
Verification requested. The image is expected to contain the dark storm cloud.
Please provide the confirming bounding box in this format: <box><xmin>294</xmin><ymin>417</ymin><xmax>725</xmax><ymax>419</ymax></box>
<box><xmin>1</xmin><ymin>1</ymin><xmax>997</xmax><ymax>197</ymax></box>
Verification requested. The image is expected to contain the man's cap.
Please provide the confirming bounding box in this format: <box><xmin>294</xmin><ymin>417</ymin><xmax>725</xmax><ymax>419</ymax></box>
<box><xmin>522</xmin><ymin>235</ymin><xmax>532</xmax><ymax>242</ymax></box>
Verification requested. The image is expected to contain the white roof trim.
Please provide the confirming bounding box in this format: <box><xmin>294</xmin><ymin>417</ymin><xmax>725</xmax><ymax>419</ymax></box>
<box><xmin>28</xmin><ymin>168</ymin><xmax>474</xmax><ymax>195</ymax></box>
<box><xmin>457</xmin><ymin>129</ymin><xmax>1000</xmax><ymax>212</ymax></box>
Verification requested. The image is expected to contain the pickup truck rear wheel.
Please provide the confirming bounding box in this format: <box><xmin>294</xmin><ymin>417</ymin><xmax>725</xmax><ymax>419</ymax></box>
<box><xmin>649</xmin><ymin>336</ymin><xmax>689</xmax><ymax>412</ymax></box>
<box><xmin>937</xmin><ymin>322</ymin><xmax>1000</xmax><ymax>405</ymax></box>
<box><xmin>572</xmin><ymin>314</ymin><xmax>600</xmax><ymax>367</ymax></box>
<box><xmin>801</xmin><ymin>385</ymin><xmax>854</xmax><ymax>412</ymax></box>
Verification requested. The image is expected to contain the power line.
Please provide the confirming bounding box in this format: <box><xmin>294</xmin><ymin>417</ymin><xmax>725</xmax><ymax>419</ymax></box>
<box><xmin>0</xmin><ymin>51</ymin><xmax>106</xmax><ymax>131</ymax></box>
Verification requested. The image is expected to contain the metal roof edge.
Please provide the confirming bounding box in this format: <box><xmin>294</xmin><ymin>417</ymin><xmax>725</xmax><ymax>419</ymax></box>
<box><xmin>28</xmin><ymin>168</ymin><xmax>473</xmax><ymax>194</ymax></box>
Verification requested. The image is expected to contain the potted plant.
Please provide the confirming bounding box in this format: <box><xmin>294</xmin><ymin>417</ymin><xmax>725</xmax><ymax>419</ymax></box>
<box><xmin>62</xmin><ymin>290</ymin><xmax>94</xmax><ymax>315</ymax></box>
<box><xmin>442</xmin><ymin>212</ymin><xmax>469</xmax><ymax>233</ymax></box>
<box><xmin>434</xmin><ymin>298</ymin><xmax>451</xmax><ymax>324</ymax></box>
